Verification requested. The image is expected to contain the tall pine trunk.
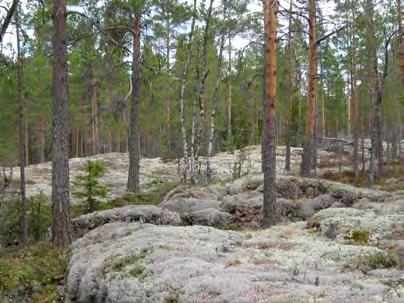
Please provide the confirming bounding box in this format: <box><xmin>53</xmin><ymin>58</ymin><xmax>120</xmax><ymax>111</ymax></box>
<box><xmin>285</xmin><ymin>0</ymin><xmax>293</xmax><ymax>172</ymax></box>
<box><xmin>16</xmin><ymin>5</ymin><xmax>27</xmax><ymax>246</ymax></box>
<box><xmin>301</xmin><ymin>0</ymin><xmax>317</xmax><ymax>177</ymax></box>
<box><xmin>91</xmin><ymin>78</ymin><xmax>101</xmax><ymax>155</ymax></box>
<box><xmin>127</xmin><ymin>13</ymin><xmax>141</xmax><ymax>193</ymax></box>
<box><xmin>227</xmin><ymin>36</ymin><xmax>233</xmax><ymax>152</ymax></box>
<box><xmin>366</xmin><ymin>0</ymin><xmax>381</xmax><ymax>186</ymax></box>
<box><xmin>350</xmin><ymin>3</ymin><xmax>359</xmax><ymax>179</ymax></box>
<box><xmin>263</xmin><ymin>0</ymin><xmax>278</xmax><ymax>226</ymax></box>
<box><xmin>51</xmin><ymin>0</ymin><xmax>71</xmax><ymax>247</ymax></box>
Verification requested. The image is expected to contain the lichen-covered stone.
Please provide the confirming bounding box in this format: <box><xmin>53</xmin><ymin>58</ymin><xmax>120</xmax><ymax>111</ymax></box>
<box><xmin>71</xmin><ymin>205</ymin><xmax>182</xmax><ymax>239</ymax></box>
<box><xmin>66</xmin><ymin>222</ymin><xmax>404</xmax><ymax>303</ymax></box>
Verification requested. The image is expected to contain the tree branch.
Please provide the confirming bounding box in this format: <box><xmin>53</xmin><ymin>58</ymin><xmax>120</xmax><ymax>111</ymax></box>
<box><xmin>0</xmin><ymin>0</ymin><xmax>18</xmax><ymax>44</ymax></box>
<box><xmin>316</xmin><ymin>23</ymin><xmax>350</xmax><ymax>45</ymax></box>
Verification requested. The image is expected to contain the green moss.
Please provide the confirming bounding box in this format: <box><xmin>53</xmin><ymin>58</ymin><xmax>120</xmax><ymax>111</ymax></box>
<box><xmin>356</xmin><ymin>251</ymin><xmax>399</xmax><ymax>271</ymax></box>
<box><xmin>163</xmin><ymin>292</ymin><xmax>181</xmax><ymax>303</ymax></box>
<box><xmin>159</xmin><ymin>244</ymin><xmax>175</xmax><ymax>251</ymax></box>
<box><xmin>102</xmin><ymin>247</ymin><xmax>153</xmax><ymax>278</ymax></box>
<box><xmin>0</xmin><ymin>243</ymin><xmax>67</xmax><ymax>303</ymax></box>
<box><xmin>345</xmin><ymin>229</ymin><xmax>370</xmax><ymax>245</ymax></box>
<box><xmin>72</xmin><ymin>182</ymin><xmax>178</xmax><ymax>217</ymax></box>
<box><xmin>129</xmin><ymin>264</ymin><xmax>147</xmax><ymax>281</ymax></box>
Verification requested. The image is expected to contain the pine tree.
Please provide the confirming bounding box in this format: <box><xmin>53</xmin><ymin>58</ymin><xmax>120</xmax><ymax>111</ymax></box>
<box><xmin>263</xmin><ymin>0</ymin><xmax>278</xmax><ymax>226</ymax></box>
<box><xmin>51</xmin><ymin>0</ymin><xmax>71</xmax><ymax>247</ymax></box>
<box><xmin>73</xmin><ymin>160</ymin><xmax>108</xmax><ymax>213</ymax></box>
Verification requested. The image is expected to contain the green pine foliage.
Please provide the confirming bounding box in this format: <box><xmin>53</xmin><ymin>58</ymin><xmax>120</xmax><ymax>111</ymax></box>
<box><xmin>72</xmin><ymin>160</ymin><xmax>108</xmax><ymax>213</ymax></box>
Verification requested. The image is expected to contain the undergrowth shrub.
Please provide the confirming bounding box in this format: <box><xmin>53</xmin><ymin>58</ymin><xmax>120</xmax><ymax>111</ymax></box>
<box><xmin>72</xmin><ymin>160</ymin><xmax>108</xmax><ymax>213</ymax></box>
<box><xmin>0</xmin><ymin>193</ymin><xmax>51</xmax><ymax>247</ymax></box>
<box><xmin>0</xmin><ymin>243</ymin><xmax>67</xmax><ymax>303</ymax></box>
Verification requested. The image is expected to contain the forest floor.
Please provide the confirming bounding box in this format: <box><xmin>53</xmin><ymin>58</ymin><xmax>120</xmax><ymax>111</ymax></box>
<box><xmin>0</xmin><ymin>145</ymin><xmax>403</xmax><ymax>303</ymax></box>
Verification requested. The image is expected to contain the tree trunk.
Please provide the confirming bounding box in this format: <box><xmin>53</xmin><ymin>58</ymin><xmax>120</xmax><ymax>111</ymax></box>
<box><xmin>51</xmin><ymin>0</ymin><xmax>71</xmax><ymax>247</ymax></box>
<box><xmin>206</xmin><ymin>1</ymin><xmax>227</xmax><ymax>182</ymax></box>
<box><xmin>39</xmin><ymin>113</ymin><xmax>46</xmax><ymax>162</ymax></box>
<box><xmin>179</xmin><ymin>0</ymin><xmax>197</xmax><ymax>183</ymax></box>
<box><xmin>0</xmin><ymin>0</ymin><xmax>18</xmax><ymax>44</ymax></box>
<box><xmin>285</xmin><ymin>0</ymin><xmax>293</xmax><ymax>172</ymax></box>
<box><xmin>366</xmin><ymin>0</ymin><xmax>379</xmax><ymax>187</ymax></box>
<box><xmin>301</xmin><ymin>0</ymin><xmax>317</xmax><ymax>177</ymax></box>
<box><xmin>350</xmin><ymin>3</ymin><xmax>359</xmax><ymax>179</ymax></box>
<box><xmin>165</xmin><ymin>1</ymin><xmax>172</xmax><ymax>145</ymax></box>
<box><xmin>91</xmin><ymin>78</ymin><xmax>101</xmax><ymax>155</ymax></box>
<box><xmin>227</xmin><ymin>36</ymin><xmax>233</xmax><ymax>152</ymax></box>
<box><xmin>263</xmin><ymin>0</ymin><xmax>278</xmax><ymax>226</ymax></box>
<box><xmin>399</xmin><ymin>0</ymin><xmax>404</xmax><ymax>84</ymax></box>
<box><xmin>192</xmin><ymin>0</ymin><xmax>214</xmax><ymax>184</ymax></box>
<box><xmin>127</xmin><ymin>12</ymin><xmax>141</xmax><ymax>193</ymax></box>
<box><xmin>16</xmin><ymin>5</ymin><xmax>27</xmax><ymax>246</ymax></box>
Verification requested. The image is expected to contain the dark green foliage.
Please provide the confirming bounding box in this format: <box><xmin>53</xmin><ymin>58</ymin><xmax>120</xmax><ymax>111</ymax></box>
<box><xmin>0</xmin><ymin>194</ymin><xmax>52</xmax><ymax>247</ymax></box>
<box><xmin>70</xmin><ymin>181</ymin><xmax>177</xmax><ymax>218</ymax></box>
<box><xmin>163</xmin><ymin>293</ymin><xmax>181</xmax><ymax>303</ymax></box>
<box><xmin>28</xmin><ymin>194</ymin><xmax>52</xmax><ymax>242</ymax></box>
<box><xmin>72</xmin><ymin>160</ymin><xmax>108</xmax><ymax>213</ymax></box>
<box><xmin>356</xmin><ymin>251</ymin><xmax>399</xmax><ymax>271</ymax></box>
<box><xmin>98</xmin><ymin>182</ymin><xmax>177</xmax><ymax>210</ymax></box>
<box><xmin>0</xmin><ymin>243</ymin><xmax>67</xmax><ymax>303</ymax></box>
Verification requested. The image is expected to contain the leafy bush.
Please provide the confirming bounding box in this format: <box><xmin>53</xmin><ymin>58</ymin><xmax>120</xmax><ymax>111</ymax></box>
<box><xmin>28</xmin><ymin>194</ymin><xmax>52</xmax><ymax>242</ymax></box>
<box><xmin>0</xmin><ymin>193</ymin><xmax>51</xmax><ymax>247</ymax></box>
<box><xmin>72</xmin><ymin>160</ymin><xmax>108</xmax><ymax>213</ymax></box>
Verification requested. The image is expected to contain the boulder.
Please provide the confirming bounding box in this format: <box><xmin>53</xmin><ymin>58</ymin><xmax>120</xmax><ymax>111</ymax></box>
<box><xmin>66</xmin><ymin>222</ymin><xmax>402</xmax><ymax>303</ymax></box>
<box><xmin>72</xmin><ymin>205</ymin><xmax>182</xmax><ymax>239</ymax></box>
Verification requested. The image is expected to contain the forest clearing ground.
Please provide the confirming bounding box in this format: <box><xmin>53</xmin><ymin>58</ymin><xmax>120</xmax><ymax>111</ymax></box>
<box><xmin>1</xmin><ymin>145</ymin><xmax>403</xmax><ymax>302</ymax></box>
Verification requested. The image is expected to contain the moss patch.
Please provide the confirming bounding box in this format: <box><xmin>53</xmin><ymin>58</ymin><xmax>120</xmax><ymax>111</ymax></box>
<box><xmin>355</xmin><ymin>251</ymin><xmax>399</xmax><ymax>271</ymax></box>
<box><xmin>345</xmin><ymin>230</ymin><xmax>370</xmax><ymax>245</ymax></box>
<box><xmin>101</xmin><ymin>247</ymin><xmax>153</xmax><ymax>279</ymax></box>
<box><xmin>72</xmin><ymin>182</ymin><xmax>178</xmax><ymax>217</ymax></box>
<box><xmin>0</xmin><ymin>243</ymin><xmax>68</xmax><ymax>303</ymax></box>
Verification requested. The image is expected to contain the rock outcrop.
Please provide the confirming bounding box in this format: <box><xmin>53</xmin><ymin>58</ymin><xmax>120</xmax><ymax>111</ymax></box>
<box><xmin>66</xmin><ymin>222</ymin><xmax>403</xmax><ymax>303</ymax></box>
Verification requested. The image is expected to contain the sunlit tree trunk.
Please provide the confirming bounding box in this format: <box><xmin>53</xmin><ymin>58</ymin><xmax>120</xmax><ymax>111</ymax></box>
<box><xmin>51</xmin><ymin>0</ymin><xmax>71</xmax><ymax>247</ymax></box>
<box><xmin>263</xmin><ymin>0</ymin><xmax>278</xmax><ymax>226</ymax></box>
<box><xmin>301</xmin><ymin>0</ymin><xmax>317</xmax><ymax>177</ymax></box>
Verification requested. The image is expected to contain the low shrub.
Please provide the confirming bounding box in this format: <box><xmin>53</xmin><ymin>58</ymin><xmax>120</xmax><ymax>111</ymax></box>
<box><xmin>0</xmin><ymin>193</ymin><xmax>51</xmax><ymax>247</ymax></box>
<box><xmin>356</xmin><ymin>251</ymin><xmax>399</xmax><ymax>271</ymax></box>
<box><xmin>0</xmin><ymin>243</ymin><xmax>67</xmax><ymax>303</ymax></box>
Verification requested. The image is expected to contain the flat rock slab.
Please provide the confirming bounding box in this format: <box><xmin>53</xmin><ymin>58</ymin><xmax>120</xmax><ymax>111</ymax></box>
<box><xmin>66</xmin><ymin>222</ymin><xmax>403</xmax><ymax>303</ymax></box>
